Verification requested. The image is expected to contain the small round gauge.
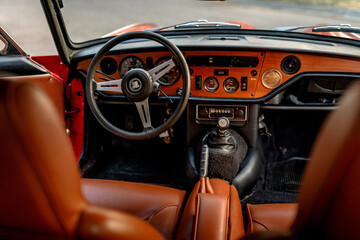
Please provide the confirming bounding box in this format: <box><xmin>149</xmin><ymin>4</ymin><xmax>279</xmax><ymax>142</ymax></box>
<box><xmin>262</xmin><ymin>69</ymin><xmax>282</xmax><ymax>89</ymax></box>
<box><xmin>204</xmin><ymin>77</ymin><xmax>219</xmax><ymax>92</ymax></box>
<box><xmin>223</xmin><ymin>77</ymin><xmax>239</xmax><ymax>93</ymax></box>
<box><xmin>119</xmin><ymin>56</ymin><xmax>145</xmax><ymax>77</ymax></box>
<box><xmin>154</xmin><ymin>57</ymin><xmax>181</xmax><ymax>85</ymax></box>
<box><xmin>100</xmin><ymin>57</ymin><xmax>117</xmax><ymax>75</ymax></box>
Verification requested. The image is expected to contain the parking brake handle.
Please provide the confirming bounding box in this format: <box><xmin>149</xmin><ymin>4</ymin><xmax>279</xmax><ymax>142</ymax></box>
<box><xmin>199</xmin><ymin>144</ymin><xmax>209</xmax><ymax>178</ymax></box>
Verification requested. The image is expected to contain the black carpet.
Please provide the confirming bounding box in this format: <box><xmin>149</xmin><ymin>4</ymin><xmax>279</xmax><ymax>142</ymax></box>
<box><xmin>94</xmin><ymin>139</ymin><xmax>186</xmax><ymax>188</ymax></box>
<box><xmin>265</xmin><ymin>157</ymin><xmax>308</xmax><ymax>194</ymax></box>
<box><xmin>242</xmin><ymin>157</ymin><xmax>308</xmax><ymax>206</ymax></box>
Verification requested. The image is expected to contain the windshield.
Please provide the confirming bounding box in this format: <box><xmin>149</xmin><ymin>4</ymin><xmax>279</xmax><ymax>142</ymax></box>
<box><xmin>61</xmin><ymin>0</ymin><xmax>360</xmax><ymax>42</ymax></box>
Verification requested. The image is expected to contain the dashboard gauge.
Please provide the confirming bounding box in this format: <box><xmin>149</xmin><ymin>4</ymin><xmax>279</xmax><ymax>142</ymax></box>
<box><xmin>204</xmin><ymin>77</ymin><xmax>219</xmax><ymax>92</ymax></box>
<box><xmin>223</xmin><ymin>77</ymin><xmax>239</xmax><ymax>93</ymax></box>
<box><xmin>100</xmin><ymin>57</ymin><xmax>117</xmax><ymax>75</ymax></box>
<box><xmin>119</xmin><ymin>56</ymin><xmax>145</xmax><ymax>77</ymax></box>
<box><xmin>154</xmin><ymin>57</ymin><xmax>181</xmax><ymax>85</ymax></box>
<box><xmin>262</xmin><ymin>69</ymin><xmax>282</xmax><ymax>89</ymax></box>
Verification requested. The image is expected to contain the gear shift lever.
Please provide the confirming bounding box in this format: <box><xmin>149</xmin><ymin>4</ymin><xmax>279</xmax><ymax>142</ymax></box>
<box><xmin>207</xmin><ymin>117</ymin><xmax>235</xmax><ymax>152</ymax></box>
<box><xmin>199</xmin><ymin>117</ymin><xmax>248</xmax><ymax>182</ymax></box>
<box><xmin>217</xmin><ymin>117</ymin><xmax>230</xmax><ymax>134</ymax></box>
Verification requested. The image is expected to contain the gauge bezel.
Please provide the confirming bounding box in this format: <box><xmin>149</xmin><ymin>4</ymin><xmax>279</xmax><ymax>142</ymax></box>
<box><xmin>281</xmin><ymin>55</ymin><xmax>301</xmax><ymax>75</ymax></box>
<box><xmin>100</xmin><ymin>57</ymin><xmax>117</xmax><ymax>75</ymax></box>
<box><xmin>154</xmin><ymin>56</ymin><xmax>181</xmax><ymax>86</ymax></box>
<box><xmin>262</xmin><ymin>69</ymin><xmax>282</xmax><ymax>89</ymax></box>
<box><xmin>203</xmin><ymin>77</ymin><xmax>219</xmax><ymax>92</ymax></box>
<box><xmin>118</xmin><ymin>55</ymin><xmax>145</xmax><ymax>77</ymax></box>
<box><xmin>223</xmin><ymin>77</ymin><xmax>239</xmax><ymax>93</ymax></box>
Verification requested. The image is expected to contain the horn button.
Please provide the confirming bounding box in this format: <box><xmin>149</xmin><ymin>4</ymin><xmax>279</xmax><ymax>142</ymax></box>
<box><xmin>122</xmin><ymin>69</ymin><xmax>154</xmax><ymax>102</ymax></box>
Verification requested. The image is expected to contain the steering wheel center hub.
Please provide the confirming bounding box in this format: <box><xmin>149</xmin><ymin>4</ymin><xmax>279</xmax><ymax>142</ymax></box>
<box><xmin>128</xmin><ymin>78</ymin><xmax>142</xmax><ymax>93</ymax></box>
<box><xmin>122</xmin><ymin>68</ymin><xmax>153</xmax><ymax>102</ymax></box>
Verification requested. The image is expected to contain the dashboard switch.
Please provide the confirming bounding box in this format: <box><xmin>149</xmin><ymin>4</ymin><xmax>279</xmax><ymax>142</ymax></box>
<box><xmin>214</xmin><ymin>69</ymin><xmax>229</xmax><ymax>76</ymax></box>
<box><xmin>241</xmin><ymin>77</ymin><xmax>248</xmax><ymax>91</ymax></box>
<box><xmin>195</xmin><ymin>75</ymin><xmax>202</xmax><ymax>90</ymax></box>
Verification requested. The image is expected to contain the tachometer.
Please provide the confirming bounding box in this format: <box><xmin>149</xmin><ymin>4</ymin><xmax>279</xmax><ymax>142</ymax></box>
<box><xmin>119</xmin><ymin>56</ymin><xmax>145</xmax><ymax>77</ymax></box>
<box><xmin>154</xmin><ymin>57</ymin><xmax>180</xmax><ymax>85</ymax></box>
<box><xmin>223</xmin><ymin>77</ymin><xmax>239</xmax><ymax>93</ymax></box>
<box><xmin>204</xmin><ymin>77</ymin><xmax>219</xmax><ymax>92</ymax></box>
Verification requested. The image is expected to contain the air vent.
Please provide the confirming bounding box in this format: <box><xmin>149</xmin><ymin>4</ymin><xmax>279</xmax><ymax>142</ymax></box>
<box><xmin>281</xmin><ymin>55</ymin><xmax>301</xmax><ymax>75</ymax></box>
<box><xmin>100</xmin><ymin>57</ymin><xmax>117</xmax><ymax>75</ymax></box>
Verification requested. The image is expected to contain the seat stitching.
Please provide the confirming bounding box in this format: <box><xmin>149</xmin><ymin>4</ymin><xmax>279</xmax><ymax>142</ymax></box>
<box><xmin>147</xmin><ymin>204</ymin><xmax>180</xmax><ymax>224</ymax></box>
<box><xmin>252</xmin><ymin>219</ymin><xmax>270</xmax><ymax>231</ymax></box>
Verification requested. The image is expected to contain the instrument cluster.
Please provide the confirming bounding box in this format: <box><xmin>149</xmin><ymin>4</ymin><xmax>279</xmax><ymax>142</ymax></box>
<box><xmin>100</xmin><ymin>55</ymin><xmax>180</xmax><ymax>85</ymax></box>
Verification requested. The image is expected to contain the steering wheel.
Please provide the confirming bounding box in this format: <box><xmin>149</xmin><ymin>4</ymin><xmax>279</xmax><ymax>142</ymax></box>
<box><xmin>86</xmin><ymin>31</ymin><xmax>190</xmax><ymax>140</ymax></box>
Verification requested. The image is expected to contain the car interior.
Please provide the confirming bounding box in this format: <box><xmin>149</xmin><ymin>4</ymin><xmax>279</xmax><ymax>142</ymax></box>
<box><xmin>1</xmin><ymin>0</ymin><xmax>360</xmax><ymax>239</ymax></box>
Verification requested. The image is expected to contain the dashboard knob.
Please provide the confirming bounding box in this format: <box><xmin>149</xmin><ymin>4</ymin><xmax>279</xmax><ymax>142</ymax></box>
<box><xmin>199</xmin><ymin>108</ymin><xmax>209</xmax><ymax>118</ymax></box>
<box><xmin>235</xmin><ymin>109</ymin><xmax>244</xmax><ymax>118</ymax></box>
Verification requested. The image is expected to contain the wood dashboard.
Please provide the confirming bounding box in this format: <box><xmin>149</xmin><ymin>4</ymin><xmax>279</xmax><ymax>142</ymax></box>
<box><xmin>77</xmin><ymin>50</ymin><xmax>360</xmax><ymax>99</ymax></box>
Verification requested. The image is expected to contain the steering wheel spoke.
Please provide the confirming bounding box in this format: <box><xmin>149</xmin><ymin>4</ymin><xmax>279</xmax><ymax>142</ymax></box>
<box><xmin>148</xmin><ymin>58</ymin><xmax>176</xmax><ymax>82</ymax></box>
<box><xmin>135</xmin><ymin>98</ymin><xmax>152</xmax><ymax>129</ymax></box>
<box><xmin>94</xmin><ymin>79</ymin><xmax>123</xmax><ymax>92</ymax></box>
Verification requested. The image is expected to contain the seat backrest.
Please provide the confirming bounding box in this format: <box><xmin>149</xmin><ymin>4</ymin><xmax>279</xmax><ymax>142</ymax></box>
<box><xmin>0</xmin><ymin>79</ymin><xmax>163</xmax><ymax>240</ymax></box>
<box><xmin>292</xmin><ymin>81</ymin><xmax>360</xmax><ymax>239</ymax></box>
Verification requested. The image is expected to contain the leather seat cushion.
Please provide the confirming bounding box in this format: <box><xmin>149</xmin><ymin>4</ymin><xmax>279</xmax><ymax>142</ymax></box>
<box><xmin>81</xmin><ymin>178</ymin><xmax>185</xmax><ymax>239</ymax></box>
<box><xmin>246</xmin><ymin>203</ymin><xmax>298</xmax><ymax>233</ymax></box>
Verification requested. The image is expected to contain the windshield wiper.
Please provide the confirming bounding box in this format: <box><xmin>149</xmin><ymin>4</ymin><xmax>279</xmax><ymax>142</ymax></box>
<box><xmin>274</xmin><ymin>24</ymin><xmax>352</xmax><ymax>32</ymax></box>
<box><xmin>175</xmin><ymin>19</ymin><xmax>241</xmax><ymax>29</ymax></box>
<box><xmin>148</xmin><ymin>19</ymin><xmax>241</xmax><ymax>32</ymax></box>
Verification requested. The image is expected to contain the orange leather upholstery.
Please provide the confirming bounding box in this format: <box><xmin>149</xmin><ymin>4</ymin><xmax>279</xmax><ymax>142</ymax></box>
<box><xmin>0</xmin><ymin>79</ymin><xmax>163</xmax><ymax>240</ymax></box>
<box><xmin>1</xmin><ymin>74</ymin><xmax>65</xmax><ymax>122</ymax></box>
<box><xmin>176</xmin><ymin>178</ymin><xmax>245</xmax><ymax>240</ymax></box>
<box><xmin>194</xmin><ymin>193</ymin><xmax>228</xmax><ymax>239</ymax></box>
<box><xmin>246</xmin><ymin>204</ymin><xmax>298</xmax><ymax>233</ymax></box>
<box><xmin>81</xmin><ymin>178</ymin><xmax>185</xmax><ymax>239</ymax></box>
<box><xmin>243</xmin><ymin>82</ymin><xmax>360</xmax><ymax>239</ymax></box>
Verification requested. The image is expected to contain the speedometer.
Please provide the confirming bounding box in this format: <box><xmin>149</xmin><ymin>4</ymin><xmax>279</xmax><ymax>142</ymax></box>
<box><xmin>119</xmin><ymin>56</ymin><xmax>145</xmax><ymax>77</ymax></box>
<box><xmin>154</xmin><ymin>57</ymin><xmax>180</xmax><ymax>85</ymax></box>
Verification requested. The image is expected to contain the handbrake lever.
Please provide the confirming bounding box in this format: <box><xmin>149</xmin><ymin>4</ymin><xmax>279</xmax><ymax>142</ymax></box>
<box><xmin>199</xmin><ymin>144</ymin><xmax>209</xmax><ymax>178</ymax></box>
<box><xmin>199</xmin><ymin>144</ymin><xmax>213</xmax><ymax>194</ymax></box>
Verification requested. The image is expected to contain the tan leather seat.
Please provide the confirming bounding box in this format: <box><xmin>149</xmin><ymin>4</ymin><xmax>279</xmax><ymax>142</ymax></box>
<box><xmin>0</xmin><ymin>79</ymin><xmax>182</xmax><ymax>239</ymax></box>
<box><xmin>246</xmin><ymin>203</ymin><xmax>298</xmax><ymax>233</ymax></box>
<box><xmin>81</xmin><ymin>178</ymin><xmax>185</xmax><ymax>239</ymax></box>
<box><xmin>244</xmin><ymin>81</ymin><xmax>360</xmax><ymax>239</ymax></box>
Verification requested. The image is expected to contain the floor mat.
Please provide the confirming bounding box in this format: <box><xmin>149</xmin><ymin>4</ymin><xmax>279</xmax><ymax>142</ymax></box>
<box><xmin>265</xmin><ymin>157</ymin><xmax>308</xmax><ymax>194</ymax></box>
<box><xmin>242</xmin><ymin>157</ymin><xmax>308</xmax><ymax>206</ymax></box>
<box><xmin>95</xmin><ymin>139</ymin><xmax>186</xmax><ymax>188</ymax></box>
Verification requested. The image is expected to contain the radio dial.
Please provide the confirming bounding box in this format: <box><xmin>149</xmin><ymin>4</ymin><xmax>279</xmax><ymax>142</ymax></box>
<box><xmin>199</xmin><ymin>108</ymin><xmax>209</xmax><ymax>118</ymax></box>
<box><xmin>235</xmin><ymin>109</ymin><xmax>244</xmax><ymax>118</ymax></box>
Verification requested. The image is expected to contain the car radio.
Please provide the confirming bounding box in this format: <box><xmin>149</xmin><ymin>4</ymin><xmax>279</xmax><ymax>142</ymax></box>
<box><xmin>196</xmin><ymin>104</ymin><xmax>247</xmax><ymax>122</ymax></box>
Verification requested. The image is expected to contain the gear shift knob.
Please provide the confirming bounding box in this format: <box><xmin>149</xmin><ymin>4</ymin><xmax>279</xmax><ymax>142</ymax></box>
<box><xmin>217</xmin><ymin>117</ymin><xmax>230</xmax><ymax>132</ymax></box>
